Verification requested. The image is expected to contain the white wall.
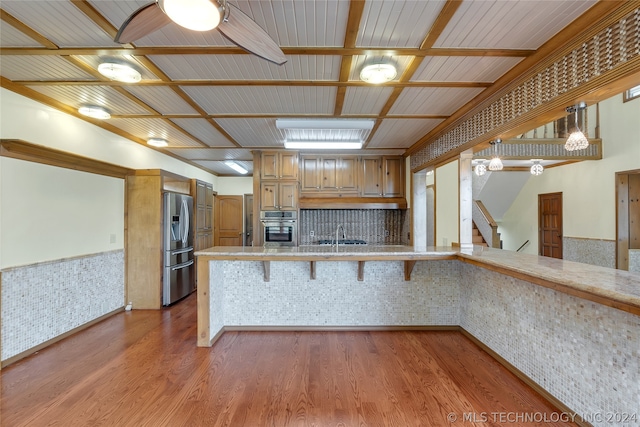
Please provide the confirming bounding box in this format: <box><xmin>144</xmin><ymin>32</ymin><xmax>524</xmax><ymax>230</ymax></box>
<box><xmin>215</xmin><ymin>176</ymin><xmax>253</xmax><ymax>195</ymax></box>
<box><xmin>435</xmin><ymin>160</ymin><xmax>459</xmax><ymax>246</ymax></box>
<box><xmin>499</xmin><ymin>94</ymin><xmax>640</xmax><ymax>253</ymax></box>
<box><xmin>0</xmin><ymin>89</ymin><xmax>218</xmax><ymax>185</ymax></box>
<box><xmin>0</xmin><ymin>159</ymin><xmax>124</xmax><ymax>268</ymax></box>
<box><xmin>0</xmin><ymin>89</ymin><xmax>233</xmax><ymax>268</ymax></box>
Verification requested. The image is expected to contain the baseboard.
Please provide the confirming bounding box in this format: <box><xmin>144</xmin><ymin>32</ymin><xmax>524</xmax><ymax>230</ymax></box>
<box><xmin>459</xmin><ymin>328</ymin><xmax>592</xmax><ymax>427</ymax></box>
<box><xmin>1</xmin><ymin>307</ymin><xmax>124</xmax><ymax>368</ymax></box>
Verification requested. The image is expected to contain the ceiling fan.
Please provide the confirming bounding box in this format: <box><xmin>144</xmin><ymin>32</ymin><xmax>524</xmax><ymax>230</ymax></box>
<box><xmin>114</xmin><ymin>0</ymin><xmax>287</xmax><ymax>65</ymax></box>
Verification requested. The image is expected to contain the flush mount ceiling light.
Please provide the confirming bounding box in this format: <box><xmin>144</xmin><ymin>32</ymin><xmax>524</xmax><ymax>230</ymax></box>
<box><xmin>159</xmin><ymin>0</ymin><xmax>224</xmax><ymax>31</ymax></box>
<box><xmin>530</xmin><ymin>159</ymin><xmax>544</xmax><ymax>176</ymax></box>
<box><xmin>360</xmin><ymin>63</ymin><xmax>397</xmax><ymax>84</ymax></box>
<box><xmin>276</xmin><ymin>119</ymin><xmax>374</xmax><ymax>150</ymax></box>
<box><xmin>474</xmin><ymin>160</ymin><xmax>487</xmax><ymax>176</ymax></box>
<box><xmin>488</xmin><ymin>139</ymin><xmax>503</xmax><ymax>171</ymax></box>
<box><xmin>147</xmin><ymin>138</ymin><xmax>168</xmax><ymax>147</ymax></box>
<box><xmin>565</xmin><ymin>102</ymin><xmax>589</xmax><ymax>151</ymax></box>
<box><xmin>78</xmin><ymin>105</ymin><xmax>111</xmax><ymax>120</ymax></box>
<box><xmin>98</xmin><ymin>61</ymin><xmax>141</xmax><ymax>83</ymax></box>
<box><xmin>224</xmin><ymin>160</ymin><xmax>248</xmax><ymax>174</ymax></box>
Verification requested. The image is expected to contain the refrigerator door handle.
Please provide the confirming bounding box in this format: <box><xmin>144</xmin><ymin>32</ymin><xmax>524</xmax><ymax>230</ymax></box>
<box><xmin>171</xmin><ymin>259</ymin><xmax>194</xmax><ymax>271</ymax></box>
<box><xmin>171</xmin><ymin>247</ymin><xmax>193</xmax><ymax>256</ymax></box>
<box><xmin>181</xmin><ymin>199</ymin><xmax>190</xmax><ymax>246</ymax></box>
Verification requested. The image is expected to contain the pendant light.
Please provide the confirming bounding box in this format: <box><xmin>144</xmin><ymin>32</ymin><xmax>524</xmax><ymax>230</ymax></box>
<box><xmin>488</xmin><ymin>139</ymin><xmax>503</xmax><ymax>171</ymax></box>
<box><xmin>530</xmin><ymin>159</ymin><xmax>544</xmax><ymax>176</ymax></box>
<box><xmin>564</xmin><ymin>102</ymin><xmax>588</xmax><ymax>151</ymax></box>
<box><xmin>474</xmin><ymin>160</ymin><xmax>487</xmax><ymax>176</ymax></box>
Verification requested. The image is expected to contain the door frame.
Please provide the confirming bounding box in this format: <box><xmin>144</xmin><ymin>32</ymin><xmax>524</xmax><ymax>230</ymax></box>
<box><xmin>616</xmin><ymin>169</ymin><xmax>640</xmax><ymax>270</ymax></box>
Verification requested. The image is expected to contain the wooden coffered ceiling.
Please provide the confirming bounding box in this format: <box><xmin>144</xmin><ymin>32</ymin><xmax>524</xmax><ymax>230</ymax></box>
<box><xmin>1</xmin><ymin>0</ymin><xmax>626</xmax><ymax>176</ymax></box>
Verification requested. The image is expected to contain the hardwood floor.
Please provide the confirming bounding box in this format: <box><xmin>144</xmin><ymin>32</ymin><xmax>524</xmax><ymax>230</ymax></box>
<box><xmin>1</xmin><ymin>293</ymin><xmax>577</xmax><ymax>427</ymax></box>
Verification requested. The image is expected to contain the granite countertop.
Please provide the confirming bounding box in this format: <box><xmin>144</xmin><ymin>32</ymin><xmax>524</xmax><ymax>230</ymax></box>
<box><xmin>195</xmin><ymin>244</ymin><xmax>458</xmax><ymax>259</ymax></box>
<box><xmin>195</xmin><ymin>244</ymin><xmax>640</xmax><ymax>316</ymax></box>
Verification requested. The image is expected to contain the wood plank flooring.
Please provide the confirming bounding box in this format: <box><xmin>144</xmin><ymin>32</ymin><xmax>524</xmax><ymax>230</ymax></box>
<box><xmin>1</xmin><ymin>293</ymin><xmax>577</xmax><ymax>426</ymax></box>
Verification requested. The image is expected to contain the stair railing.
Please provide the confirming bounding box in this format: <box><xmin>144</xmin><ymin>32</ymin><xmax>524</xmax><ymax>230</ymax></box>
<box><xmin>517</xmin><ymin>240</ymin><xmax>530</xmax><ymax>252</ymax></box>
<box><xmin>472</xmin><ymin>200</ymin><xmax>501</xmax><ymax>248</ymax></box>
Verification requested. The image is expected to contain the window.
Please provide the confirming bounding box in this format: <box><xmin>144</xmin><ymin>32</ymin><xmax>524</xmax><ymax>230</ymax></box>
<box><xmin>623</xmin><ymin>85</ymin><xmax>640</xmax><ymax>102</ymax></box>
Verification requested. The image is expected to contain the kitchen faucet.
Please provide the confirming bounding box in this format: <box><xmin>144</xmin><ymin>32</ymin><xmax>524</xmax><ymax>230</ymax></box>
<box><xmin>335</xmin><ymin>224</ymin><xmax>346</xmax><ymax>251</ymax></box>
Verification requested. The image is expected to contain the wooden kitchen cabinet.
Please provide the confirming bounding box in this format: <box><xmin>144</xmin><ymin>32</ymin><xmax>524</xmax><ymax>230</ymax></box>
<box><xmin>260</xmin><ymin>181</ymin><xmax>298</xmax><ymax>210</ymax></box>
<box><xmin>361</xmin><ymin>156</ymin><xmax>404</xmax><ymax>197</ymax></box>
<box><xmin>192</xmin><ymin>179</ymin><xmax>214</xmax><ymax>250</ymax></box>
<box><xmin>260</xmin><ymin>151</ymin><xmax>299</xmax><ymax>180</ymax></box>
<box><xmin>300</xmin><ymin>155</ymin><xmax>358</xmax><ymax>196</ymax></box>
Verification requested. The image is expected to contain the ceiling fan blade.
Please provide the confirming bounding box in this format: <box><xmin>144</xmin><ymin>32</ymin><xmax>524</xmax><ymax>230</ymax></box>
<box><xmin>114</xmin><ymin>2</ymin><xmax>172</xmax><ymax>44</ymax></box>
<box><xmin>217</xmin><ymin>3</ymin><xmax>287</xmax><ymax>65</ymax></box>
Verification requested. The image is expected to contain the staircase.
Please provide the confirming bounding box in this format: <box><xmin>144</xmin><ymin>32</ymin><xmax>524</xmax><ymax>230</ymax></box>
<box><xmin>472</xmin><ymin>222</ymin><xmax>488</xmax><ymax>247</ymax></box>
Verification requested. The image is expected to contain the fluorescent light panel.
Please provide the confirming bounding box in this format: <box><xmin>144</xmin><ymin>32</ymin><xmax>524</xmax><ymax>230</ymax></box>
<box><xmin>224</xmin><ymin>161</ymin><xmax>248</xmax><ymax>174</ymax></box>
<box><xmin>283</xmin><ymin>140</ymin><xmax>363</xmax><ymax>150</ymax></box>
<box><xmin>276</xmin><ymin>119</ymin><xmax>374</xmax><ymax>130</ymax></box>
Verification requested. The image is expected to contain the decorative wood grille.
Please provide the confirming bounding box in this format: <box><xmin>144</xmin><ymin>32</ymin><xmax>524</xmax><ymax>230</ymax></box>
<box><xmin>410</xmin><ymin>7</ymin><xmax>640</xmax><ymax>170</ymax></box>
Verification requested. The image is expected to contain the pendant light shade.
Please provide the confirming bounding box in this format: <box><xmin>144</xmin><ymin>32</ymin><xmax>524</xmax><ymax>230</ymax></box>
<box><xmin>565</xmin><ymin>102</ymin><xmax>589</xmax><ymax>151</ymax></box>
<box><xmin>488</xmin><ymin>139</ymin><xmax>503</xmax><ymax>171</ymax></box>
<box><xmin>530</xmin><ymin>159</ymin><xmax>544</xmax><ymax>176</ymax></box>
<box><xmin>474</xmin><ymin>160</ymin><xmax>487</xmax><ymax>176</ymax></box>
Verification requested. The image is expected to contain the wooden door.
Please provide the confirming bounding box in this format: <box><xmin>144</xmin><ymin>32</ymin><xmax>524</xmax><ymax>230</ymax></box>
<box><xmin>215</xmin><ymin>195</ymin><xmax>243</xmax><ymax>246</ymax></box>
<box><xmin>538</xmin><ymin>192</ymin><xmax>563</xmax><ymax>259</ymax></box>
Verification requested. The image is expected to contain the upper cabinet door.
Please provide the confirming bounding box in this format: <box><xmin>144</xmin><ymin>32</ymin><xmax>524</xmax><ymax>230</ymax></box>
<box><xmin>383</xmin><ymin>157</ymin><xmax>404</xmax><ymax>197</ymax></box>
<box><xmin>300</xmin><ymin>156</ymin><xmax>321</xmax><ymax>192</ymax></box>
<box><xmin>279</xmin><ymin>152</ymin><xmax>299</xmax><ymax>180</ymax></box>
<box><xmin>260</xmin><ymin>152</ymin><xmax>279</xmax><ymax>180</ymax></box>
<box><xmin>337</xmin><ymin>156</ymin><xmax>358</xmax><ymax>192</ymax></box>
<box><xmin>361</xmin><ymin>157</ymin><xmax>382</xmax><ymax>196</ymax></box>
<box><xmin>260</xmin><ymin>151</ymin><xmax>299</xmax><ymax>180</ymax></box>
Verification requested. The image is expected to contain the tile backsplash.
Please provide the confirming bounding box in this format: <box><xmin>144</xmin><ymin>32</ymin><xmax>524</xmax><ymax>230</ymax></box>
<box><xmin>299</xmin><ymin>209</ymin><xmax>408</xmax><ymax>245</ymax></box>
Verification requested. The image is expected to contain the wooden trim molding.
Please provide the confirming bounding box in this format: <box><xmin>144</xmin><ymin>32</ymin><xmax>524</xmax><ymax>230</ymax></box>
<box><xmin>0</xmin><ymin>139</ymin><xmax>133</xmax><ymax>178</ymax></box>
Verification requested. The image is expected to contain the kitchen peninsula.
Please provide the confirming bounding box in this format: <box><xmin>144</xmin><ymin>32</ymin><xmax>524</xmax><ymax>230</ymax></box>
<box><xmin>195</xmin><ymin>245</ymin><xmax>640</xmax><ymax>424</ymax></box>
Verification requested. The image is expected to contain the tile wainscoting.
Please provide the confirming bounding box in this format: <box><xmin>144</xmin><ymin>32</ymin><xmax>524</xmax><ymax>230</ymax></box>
<box><xmin>461</xmin><ymin>263</ymin><xmax>639</xmax><ymax>426</ymax></box>
<box><xmin>563</xmin><ymin>236</ymin><xmax>616</xmax><ymax>269</ymax></box>
<box><xmin>299</xmin><ymin>209</ymin><xmax>408</xmax><ymax>245</ymax></box>
<box><xmin>1</xmin><ymin>250</ymin><xmax>125</xmax><ymax>362</ymax></box>
<box><xmin>211</xmin><ymin>259</ymin><xmax>461</xmax><ymax>328</ymax></box>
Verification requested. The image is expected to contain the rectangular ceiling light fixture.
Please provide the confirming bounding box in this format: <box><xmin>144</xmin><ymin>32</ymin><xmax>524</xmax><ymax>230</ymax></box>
<box><xmin>224</xmin><ymin>161</ymin><xmax>248</xmax><ymax>174</ymax></box>
<box><xmin>276</xmin><ymin>118</ymin><xmax>374</xmax><ymax>150</ymax></box>
<box><xmin>283</xmin><ymin>140</ymin><xmax>363</xmax><ymax>149</ymax></box>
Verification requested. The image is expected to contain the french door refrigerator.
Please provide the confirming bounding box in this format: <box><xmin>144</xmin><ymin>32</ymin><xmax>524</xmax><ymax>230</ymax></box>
<box><xmin>163</xmin><ymin>192</ymin><xmax>195</xmax><ymax>306</ymax></box>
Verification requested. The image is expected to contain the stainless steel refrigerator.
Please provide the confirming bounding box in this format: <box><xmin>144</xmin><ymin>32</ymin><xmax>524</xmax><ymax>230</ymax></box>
<box><xmin>163</xmin><ymin>192</ymin><xmax>195</xmax><ymax>306</ymax></box>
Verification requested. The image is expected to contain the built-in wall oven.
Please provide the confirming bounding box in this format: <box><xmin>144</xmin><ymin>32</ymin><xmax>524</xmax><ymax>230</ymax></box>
<box><xmin>260</xmin><ymin>210</ymin><xmax>297</xmax><ymax>247</ymax></box>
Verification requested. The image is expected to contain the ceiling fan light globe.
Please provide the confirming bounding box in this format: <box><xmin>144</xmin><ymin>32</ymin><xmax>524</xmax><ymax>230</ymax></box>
<box><xmin>160</xmin><ymin>0</ymin><xmax>222</xmax><ymax>31</ymax></box>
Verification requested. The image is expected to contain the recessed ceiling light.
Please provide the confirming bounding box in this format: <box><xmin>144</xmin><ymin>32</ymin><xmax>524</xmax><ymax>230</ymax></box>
<box><xmin>78</xmin><ymin>105</ymin><xmax>111</xmax><ymax>120</ymax></box>
<box><xmin>159</xmin><ymin>0</ymin><xmax>223</xmax><ymax>31</ymax></box>
<box><xmin>147</xmin><ymin>138</ymin><xmax>168</xmax><ymax>147</ymax></box>
<box><xmin>98</xmin><ymin>62</ymin><xmax>141</xmax><ymax>83</ymax></box>
<box><xmin>224</xmin><ymin>161</ymin><xmax>248</xmax><ymax>174</ymax></box>
<box><xmin>360</xmin><ymin>63</ymin><xmax>397</xmax><ymax>84</ymax></box>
